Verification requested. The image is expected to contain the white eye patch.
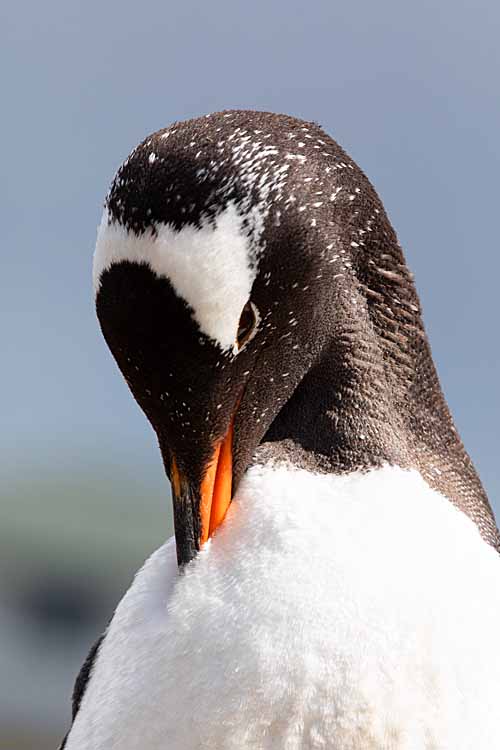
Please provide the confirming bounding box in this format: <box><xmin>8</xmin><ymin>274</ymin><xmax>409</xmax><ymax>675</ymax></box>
<box><xmin>93</xmin><ymin>202</ymin><xmax>261</xmax><ymax>352</ymax></box>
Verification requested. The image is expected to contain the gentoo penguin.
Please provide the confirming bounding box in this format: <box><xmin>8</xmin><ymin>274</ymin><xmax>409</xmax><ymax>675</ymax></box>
<box><xmin>61</xmin><ymin>110</ymin><xmax>500</xmax><ymax>749</ymax></box>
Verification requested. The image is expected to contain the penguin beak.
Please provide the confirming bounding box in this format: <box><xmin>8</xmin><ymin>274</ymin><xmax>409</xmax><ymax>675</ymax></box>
<box><xmin>170</xmin><ymin>420</ymin><xmax>234</xmax><ymax>567</ymax></box>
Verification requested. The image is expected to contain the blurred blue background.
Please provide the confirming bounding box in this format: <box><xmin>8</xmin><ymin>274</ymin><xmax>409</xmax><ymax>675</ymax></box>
<box><xmin>2</xmin><ymin>1</ymin><xmax>499</xmax><ymax>746</ymax></box>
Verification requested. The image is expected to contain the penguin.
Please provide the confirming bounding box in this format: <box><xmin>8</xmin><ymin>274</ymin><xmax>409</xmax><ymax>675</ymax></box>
<box><xmin>61</xmin><ymin>110</ymin><xmax>500</xmax><ymax>749</ymax></box>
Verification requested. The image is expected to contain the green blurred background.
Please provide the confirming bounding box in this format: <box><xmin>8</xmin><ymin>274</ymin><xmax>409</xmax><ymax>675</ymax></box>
<box><xmin>2</xmin><ymin>0</ymin><xmax>499</xmax><ymax>747</ymax></box>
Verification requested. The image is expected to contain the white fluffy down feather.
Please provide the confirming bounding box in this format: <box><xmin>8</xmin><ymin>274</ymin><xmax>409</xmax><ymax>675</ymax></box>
<box><xmin>66</xmin><ymin>465</ymin><xmax>500</xmax><ymax>749</ymax></box>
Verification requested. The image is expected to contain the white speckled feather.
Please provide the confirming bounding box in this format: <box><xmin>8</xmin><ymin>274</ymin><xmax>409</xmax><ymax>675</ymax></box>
<box><xmin>65</xmin><ymin>465</ymin><xmax>500</xmax><ymax>750</ymax></box>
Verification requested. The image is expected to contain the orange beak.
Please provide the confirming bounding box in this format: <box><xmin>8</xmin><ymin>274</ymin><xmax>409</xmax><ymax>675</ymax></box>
<box><xmin>170</xmin><ymin>420</ymin><xmax>233</xmax><ymax>561</ymax></box>
<box><xmin>199</xmin><ymin>419</ymin><xmax>234</xmax><ymax>544</ymax></box>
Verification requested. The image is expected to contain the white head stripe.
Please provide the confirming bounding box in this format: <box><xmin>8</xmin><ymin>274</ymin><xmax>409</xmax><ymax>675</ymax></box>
<box><xmin>93</xmin><ymin>203</ymin><xmax>260</xmax><ymax>351</ymax></box>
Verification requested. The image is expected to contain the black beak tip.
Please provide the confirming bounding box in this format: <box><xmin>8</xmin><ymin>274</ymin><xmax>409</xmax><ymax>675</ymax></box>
<box><xmin>175</xmin><ymin>536</ymin><xmax>199</xmax><ymax>568</ymax></box>
<box><xmin>172</xmin><ymin>484</ymin><xmax>202</xmax><ymax>568</ymax></box>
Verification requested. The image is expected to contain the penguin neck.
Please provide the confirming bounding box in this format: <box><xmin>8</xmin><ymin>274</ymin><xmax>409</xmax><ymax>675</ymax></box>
<box><xmin>259</xmin><ymin>285</ymin><xmax>411</xmax><ymax>475</ymax></box>
<box><xmin>258</xmin><ymin>271</ymin><xmax>500</xmax><ymax>552</ymax></box>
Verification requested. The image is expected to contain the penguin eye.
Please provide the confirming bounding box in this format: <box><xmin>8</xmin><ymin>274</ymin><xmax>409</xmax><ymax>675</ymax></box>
<box><xmin>236</xmin><ymin>301</ymin><xmax>258</xmax><ymax>350</ymax></box>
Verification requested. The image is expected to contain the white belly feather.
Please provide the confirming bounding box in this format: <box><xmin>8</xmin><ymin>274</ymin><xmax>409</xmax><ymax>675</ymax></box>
<box><xmin>66</xmin><ymin>465</ymin><xmax>500</xmax><ymax>749</ymax></box>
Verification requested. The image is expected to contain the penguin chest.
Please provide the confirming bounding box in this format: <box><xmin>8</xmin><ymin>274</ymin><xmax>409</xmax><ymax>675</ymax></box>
<box><xmin>66</xmin><ymin>465</ymin><xmax>500</xmax><ymax>749</ymax></box>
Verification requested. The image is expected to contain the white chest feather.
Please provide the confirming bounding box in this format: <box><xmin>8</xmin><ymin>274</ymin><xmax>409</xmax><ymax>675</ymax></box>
<box><xmin>66</xmin><ymin>466</ymin><xmax>500</xmax><ymax>749</ymax></box>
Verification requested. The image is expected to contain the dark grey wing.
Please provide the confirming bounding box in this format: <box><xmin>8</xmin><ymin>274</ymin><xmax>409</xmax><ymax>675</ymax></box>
<box><xmin>58</xmin><ymin>633</ymin><xmax>105</xmax><ymax>749</ymax></box>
